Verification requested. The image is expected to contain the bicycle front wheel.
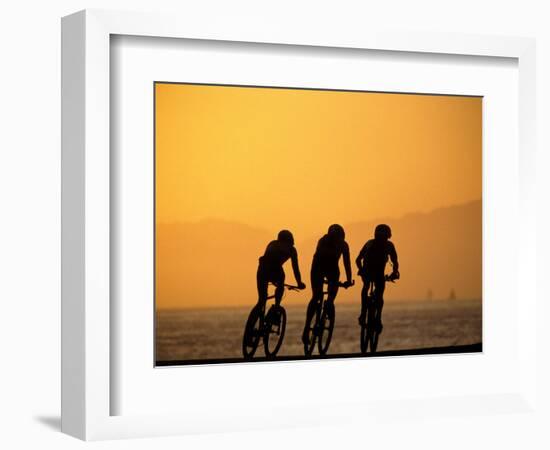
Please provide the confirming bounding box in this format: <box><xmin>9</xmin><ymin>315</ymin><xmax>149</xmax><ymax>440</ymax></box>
<box><xmin>303</xmin><ymin>311</ymin><xmax>318</xmax><ymax>356</ymax></box>
<box><xmin>263</xmin><ymin>305</ymin><xmax>287</xmax><ymax>358</ymax></box>
<box><xmin>370</xmin><ymin>327</ymin><xmax>380</xmax><ymax>353</ymax></box>
<box><xmin>369</xmin><ymin>300</ymin><xmax>382</xmax><ymax>353</ymax></box>
<box><xmin>360</xmin><ymin>297</ymin><xmax>375</xmax><ymax>354</ymax></box>
<box><xmin>318</xmin><ymin>303</ymin><xmax>335</xmax><ymax>355</ymax></box>
<box><xmin>242</xmin><ymin>305</ymin><xmax>262</xmax><ymax>359</ymax></box>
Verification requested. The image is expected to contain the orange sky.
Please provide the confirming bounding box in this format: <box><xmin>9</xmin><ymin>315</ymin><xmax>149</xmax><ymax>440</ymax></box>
<box><xmin>155</xmin><ymin>83</ymin><xmax>482</xmax><ymax>309</ymax></box>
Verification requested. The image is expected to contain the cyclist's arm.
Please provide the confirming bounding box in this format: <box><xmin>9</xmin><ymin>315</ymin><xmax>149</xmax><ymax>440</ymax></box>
<box><xmin>389</xmin><ymin>242</ymin><xmax>399</xmax><ymax>273</ymax></box>
<box><xmin>356</xmin><ymin>243</ymin><xmax>367</xmax><ymax>272</ymax></box>
<box><xmin>290</xmin><ymin>247</ymin><xmax>303</xmax><ymax>284</ymax></box>
<box><xmin>342</xmin><ymin>242</ymin><xmax>352</xmax><ymax>283</ymax></box>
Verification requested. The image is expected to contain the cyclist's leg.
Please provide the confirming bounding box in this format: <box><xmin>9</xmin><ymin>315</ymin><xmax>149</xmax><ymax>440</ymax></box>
<box><xmin>302</xmin><ymin>268</ymin><xmax>323</xmax><ymax>342</ymax></box>
<box><xmin>373</xmin><ymin>276</ymin><xmax>386</xmax><ymax>331</ymax></box>
<box><xmin>255</xmin><ymin>266</ymin><xmax>270</xmax><ymax>314</ymax></box>
<box><xmin>272</xmin><ymin>267</ymin><xmax>285</xmax><ymax>306</ymax></box>
<box><xmin>325</xmin><ymin>268</ymin><xmax>340</xmax><ymax>312</ymax></box>
<box><xmin>359</xmin><ymin>274</ymin><xmax>371</xmax><ymax>325</ymax></box>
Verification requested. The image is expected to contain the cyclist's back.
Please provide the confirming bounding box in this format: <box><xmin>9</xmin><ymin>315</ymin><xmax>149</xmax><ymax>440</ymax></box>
<box><xmin>357</xmin><ymin>238</ymin><xmax>396</xmax><ymax>276</ymax></box>
<box><xmin>312</xmin><ymin>233</ymin><xmax>349</xmax><ymax>279</ymax></box>
<box><xmin>259</xmin><ymin>239</ymin><xmax>295</xmax><ymax>272</ymax></box>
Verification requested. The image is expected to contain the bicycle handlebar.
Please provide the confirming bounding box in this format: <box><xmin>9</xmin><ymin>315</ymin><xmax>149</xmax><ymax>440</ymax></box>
<box><xmin>281</xmin><ymin>280</ymin><xmax>360</xmax><ymax>290</ymax></box>
<box><xmin>322</xmin><ymin>279</ymin><xmax>355</xmax><ymax>288</ymax></box>
<box><xmin>284</xmin><ymin>284</ymin><xmax>305</xmax><ymax>291</ymax></box>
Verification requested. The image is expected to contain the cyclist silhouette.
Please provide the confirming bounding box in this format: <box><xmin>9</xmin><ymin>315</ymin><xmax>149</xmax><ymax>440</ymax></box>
<box><xmin>256</xmin><ymin>230</ymin><xmax>306</xmax><ymax>308</ymax></box>
<box><xmin>302</xmin><ymin>224</ymin><xmax>353</xmax><ymax>345</ymax></box>
<box><xmin>356</xmin><ymin>224</ymin><xmax>400</xmax><ymax>332</ymax></box>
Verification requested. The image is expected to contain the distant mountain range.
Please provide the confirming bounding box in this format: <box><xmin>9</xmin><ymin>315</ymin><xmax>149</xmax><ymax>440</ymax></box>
<box><xmin>156</xmin><ymin>200</ymin><xmax>481</xmax><ymax>308</ymax></box>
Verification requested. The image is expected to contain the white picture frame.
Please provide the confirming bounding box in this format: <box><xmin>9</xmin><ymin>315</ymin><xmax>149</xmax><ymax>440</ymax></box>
<box><xmin>61</xmin><ymin>9</ymin><xmax>537</xmax><ymax>441</ymax></box>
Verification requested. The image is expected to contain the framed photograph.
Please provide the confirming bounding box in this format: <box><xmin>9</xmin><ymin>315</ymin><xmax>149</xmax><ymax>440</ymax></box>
<box><xmin>61</xmin><ymin>9</ymin><xmax>537</xmax><ymax>440</ymax></box>
<box><xmin>153</xmin><ymin>81</ymin><xmax>483</xmax><ymax>367</ymax></box>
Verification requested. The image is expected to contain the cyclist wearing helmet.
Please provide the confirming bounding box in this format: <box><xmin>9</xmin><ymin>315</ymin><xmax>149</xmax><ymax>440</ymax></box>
<box><xmin>356</xmin><ymin>224</ymin><xmax>399</xmax><ymax>332</ymax></box>
<box><xmin>257</xmin><ymin>230</ymin><xmax>306</xmax><ymax>307</ymax></box>
<box><xmin>301</xmin><ymin>224</ymin><xmax>353</xmax><ymax>345</ymax></box>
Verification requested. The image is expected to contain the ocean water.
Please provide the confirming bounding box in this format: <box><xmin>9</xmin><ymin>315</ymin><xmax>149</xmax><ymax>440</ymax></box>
<box><xmin>156</xmin><ymin>299</ymin><xmax>482</xmax><ymax>363</ymax></box>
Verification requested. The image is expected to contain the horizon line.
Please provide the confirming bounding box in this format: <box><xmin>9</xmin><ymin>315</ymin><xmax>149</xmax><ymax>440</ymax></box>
<box><xmin>156</xmin><ymin>297</ymin><xmax>483</xmax><ymax>312</ymax></box>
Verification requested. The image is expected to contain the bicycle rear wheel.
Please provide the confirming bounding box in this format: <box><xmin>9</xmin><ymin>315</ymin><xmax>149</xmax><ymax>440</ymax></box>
<box><xmin>263</xmin><ymin>305</ymin><xmax>287</xmax><ymax>358</ymax></box>
<box><xmin>242</xmin><ymin>305</ymin><xmax>262</xmax><ymax>359</ymax></box>
<box><xmin>318</xmin><ymin>302</ymin><xmax>335</xmax><ymax>355</ymax></box>
<box><xmin>360</xmin><ymin>322</ymin><xmax>369</xmax><ymax>354</ymax></box>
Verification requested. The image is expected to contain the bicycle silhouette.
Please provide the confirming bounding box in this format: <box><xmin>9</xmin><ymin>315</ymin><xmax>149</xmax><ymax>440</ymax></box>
<box><xmin>360</xmin><ymin>274</ymin><xmax>396</xmax><ymax>354</ymax></box>
<box><xmin>303</xmin><ymin>279</ymin><xmax>354</xmax><ymax>356</ymax></box>
<box><xmin>242</xmin><ymin>283</ymin><xmax>301</xmax><ymax>359</ymax></box>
